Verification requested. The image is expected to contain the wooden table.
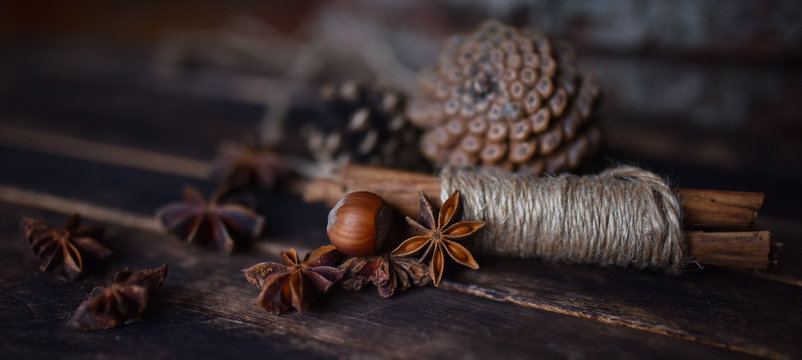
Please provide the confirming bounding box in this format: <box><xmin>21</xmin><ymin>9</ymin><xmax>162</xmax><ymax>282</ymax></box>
<box><xmin>1</xmin><ymin>45</ymin><xmax>800</xmax><ymax>360</ymax></box>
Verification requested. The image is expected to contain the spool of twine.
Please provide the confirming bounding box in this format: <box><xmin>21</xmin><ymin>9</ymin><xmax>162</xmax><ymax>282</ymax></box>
<box><xmin>440</xmin><ymin>166</ymin><xmax>687</xmax><ymax>273</ymax></box>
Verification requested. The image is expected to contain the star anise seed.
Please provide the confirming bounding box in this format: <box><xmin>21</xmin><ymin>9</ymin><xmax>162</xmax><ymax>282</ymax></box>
<box><xmin>156</xmin><ymin>187</ymin><xmax>264</xmax><ymax>254</ymax></box>
<box><xmin>22</xmin><ymin>214</ymin><xmax>111</xmax><ymax>280</ymax></box>
<box><xmin>339</xmin><ymin>254</ymin><xmax>431</xmax><ymax>298</ymax></box>
<box><xmin>212</xmin><ymin>140</ymin><xmax>288</xmax><ymax>190</ymax></box>
<box><xmin>374</xmin><ymin>254</ymin><xmax>431</xmax><ymax>297</ymax></box>
<box><xmin>391</xmin><ymin>190</ymin><xmax>484</xmax><ymax>286</ymax></box>
<box><xmin>338</xmin><ymin>256</ymin><xmax>380</xmax><ymax>292</ymax></box>
<box><xmin>68</xmin><ymin>264</ymin><xmax>168</xmax><ymax>331</ymax></box>
<box><xmin>243</xmin><ymin>245</ymin><xmax>346</xmax><ymax>314</ymax></box>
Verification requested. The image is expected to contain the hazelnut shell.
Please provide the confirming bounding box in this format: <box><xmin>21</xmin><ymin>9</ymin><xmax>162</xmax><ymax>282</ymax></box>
<box><xmin>326</xmin><ymin>191</ymin><xmax>392</xmax><ymax>256</ymax></box>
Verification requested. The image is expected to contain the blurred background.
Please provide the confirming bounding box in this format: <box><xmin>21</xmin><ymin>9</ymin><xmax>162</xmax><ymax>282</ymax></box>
<box><xmin>1</xmin><ymin>0</ymin><xmax>801</xmax><ymax>217</ymax></box>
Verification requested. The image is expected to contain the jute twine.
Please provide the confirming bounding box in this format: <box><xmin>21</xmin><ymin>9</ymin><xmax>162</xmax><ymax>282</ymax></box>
<box><xmin>440</xmin><ymin>166</ymin><xmax>687</xmax><ymax>273</ymax></box>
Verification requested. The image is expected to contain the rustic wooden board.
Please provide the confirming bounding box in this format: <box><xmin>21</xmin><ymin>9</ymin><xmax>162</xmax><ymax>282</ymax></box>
<box><xmin>2</xmin><ymin>43</ymin><xmax>801</xmax><ymax>359</ymax></box>
<box><xmin>0</xmin><ymin>204</ymin><xmax>761</xmax><ymax>360</ymax></box>
<box><xmin>0</xmin><ymin>145</ymin><xmax>211</xmax><ymax>215</ymax></box>
<box><xmin>0</xmin><ymin>50</ymin><xmax>264</xmax><ymax>159</ymax></box>
<box><xmin>0</xmin><ymin>145</ymin><xmax>330</xmax><ymax>243</ymax></box>
<box><xmin>1</xmin><ymin>141</ymin><xmax>800</xmax><ymax>358</ymax></box>
<box><xmin>447</xmin><ymin>257</ymin><xmax>802</xmax><ymax>359</ymax></box>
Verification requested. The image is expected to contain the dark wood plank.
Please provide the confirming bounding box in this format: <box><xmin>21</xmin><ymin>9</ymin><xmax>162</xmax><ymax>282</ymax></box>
<box><xmin>751</xmin><ymin>217</ymin><xmax>802</xmax><ymax>283</ymax></box>
<box><xmin>445</xmin><ymin>255</ymin><xmax>802</xmax><ymax>359</ymax></box>
<box><xmin>602</xmin><ymin>121</ymin><xmax>802</xmax><ymax>222</ymax></box>
<box><xmin>0</xmin><ymin>49</ymin><xmax>264</xmax><ymax>160</ymax></box>
<box><xmin>0</xmin><ymin>145</ymin><xmax>210</xmax><ymax>215</ymax></box>
<box><xmin>0</xmin><ymin>145</ymin><xmax>332</xmax><ymax>244</ymax></box>
<box><xmin>0</xmin><ymin>204</ymin><xmax>759</xmax><ymax>359</ymax></box>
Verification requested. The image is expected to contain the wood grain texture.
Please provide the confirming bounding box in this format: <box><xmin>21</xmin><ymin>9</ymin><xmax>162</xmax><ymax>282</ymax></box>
<box><xmin>446</xmin><ymin>256</ymin><xmax>802</xmax><ymax>359</ymax></box>
<box><xmin>0</xmin><ymin>125</ymin><xmax>212</xmax><ymax>179</ymax></box>
<box><xmin>0</xmin><ymin>204</ymin><xmax>761</xmax><ymax>360</ymax></box>
<box><xmin>0</xmin><ymin>148</ymin><xmax>800</xmax><ymax>358</ymax></box>
<box><xmin>2</xmin><ymin>41</ymin><xmax>801</xmax><ymax>359</ymax></box>
<box><xmin>0</xmin><ymin>51</ymin><xmax>264</xmax><ymax>160</ymax></box>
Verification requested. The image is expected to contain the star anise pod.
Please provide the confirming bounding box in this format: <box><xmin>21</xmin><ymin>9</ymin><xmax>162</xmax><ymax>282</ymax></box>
<box><xmin>391</xmin><ymin>190</ymin><xmax>484</xmax><ymax>286</ymax></box>
<box><xmin>212</xmin><ymin>140</ymin><xmax>288</xmax><ymax>190</ymax></box>
<box><xmin>243</xmin><ymin>245</ymin><xmax>346</xmax><ymax>314</ymax></box>
<box><xmin>156</xmin><ymin>187</ymin><xmax>264</xmax><ymax>254</ymax></box>
<box><xmin>68</xmin><ymin>264</ymin><xmax>168</xmax><ymax>331</ymax></box>
<box><xmin>339</xmin><ymin>253</ymin><xmax>431</xmax><ymax>298</ymax></box>
<box><xmin>22</xmin><ymin>214</ymin><xmax>111</xmax><ymax>280</ymax></box>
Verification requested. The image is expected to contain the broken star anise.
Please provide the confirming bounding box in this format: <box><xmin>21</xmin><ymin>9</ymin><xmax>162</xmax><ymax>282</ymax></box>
<box><xmin>339</xmin><ymin>253</ymin><xmax>431</xmax><ymax>298</ymax></box>
<box><xmin>243</xmin><ymin>245</ymin><xmax>346</xmax><ymax>314</ymax></box>
<box><xmin>156</xmin><ymin>187</ymin><xmax>265</xmax><ymax>254</ymax></box>
<box><xmin>69</xmin><ymin>264</ymin><xmax>168</xmax><ymax>331</ymax></box>
<box><xmin>391</xmin><ymin>190</ymin><xmax>484</xmax><ymax>286</ymax></box>
<box><xmin>22</xmin><ymin>214</ymin><xmax>111</xmax><ymax>280</ymax></box>
<box><xmin>212</xmin><ymin>141</ymin><xmax>287</xmax><ymax>190</ymax></box>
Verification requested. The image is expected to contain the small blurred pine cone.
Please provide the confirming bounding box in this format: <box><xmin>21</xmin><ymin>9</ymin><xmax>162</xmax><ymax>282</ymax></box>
<box><xmin>299</xmin><ymin>80</ymin><xmax>428</xmax><ymax>171</ymax></box>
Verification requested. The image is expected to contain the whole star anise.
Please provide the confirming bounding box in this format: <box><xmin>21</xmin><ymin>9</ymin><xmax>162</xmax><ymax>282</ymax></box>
<box><xmin>156</xmin><ymin>187</ymin><xmax>264</xmax><ymax>254</ymax></box>
<box><xmin>243</xmin><ymin>245</ymin><xmax>346</xmax><ymax>314</ymax></box>
<box><xmin>391</xmin><ymin>190</ymin><xmax>484</xmax><ymax>286</ymax></box>
<box><xmin>212</xmin><ymin>141</ymin><xmax>287</xmax><ymax>190</ymax></box>
<box><xmin>339</xmin><ymin>253</ymin><xmax>431</xmax><ymax>298</ymax></box>
<box><xmin>69</xmin><ymin>264</ymin><xmax>168</xmax><ymax>331</ymax></box>
<box><xmin>22</xmin><ymin>214</ymin><xmax>111</xmax><ymax>280</ymax></box>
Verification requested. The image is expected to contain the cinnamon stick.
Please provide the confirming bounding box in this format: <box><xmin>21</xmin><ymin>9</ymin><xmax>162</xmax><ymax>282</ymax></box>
<box><xmin>686</xmin><ymin>231</ymin><xmax>771</xmax><ymax>269</ymax></box>
<box><xmin>677</xmin><ymin>189</ymin><xmax>763</xmax><ymax>229</ymax></box>
<box><xmin>303</xmin><ymin>164</ymin><xmax>771</xmax><ymax>269</ymax></box>
<box><xmin>676</xmin><ymin>188</ymin><xmax>764</xmax><ymax>210</ymax></box>
<box><xmin>305</xmin><ymin>164</ymin><xmax>763</xmax><ymax>229</ymax></box>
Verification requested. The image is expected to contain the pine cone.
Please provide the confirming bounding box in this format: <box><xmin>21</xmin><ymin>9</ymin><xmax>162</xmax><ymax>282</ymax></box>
<box><xmin>301</xmin><ymin>80</ymin><xmax>427</xmax><ymax>171</ymax></box>
<box><xmin>407</xmin><ymin>20</ymin><xmax>602</xmax><ymax>174</ymax></box>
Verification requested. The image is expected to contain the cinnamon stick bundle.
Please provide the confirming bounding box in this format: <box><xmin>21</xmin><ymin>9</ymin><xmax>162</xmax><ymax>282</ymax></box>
<box><xmin>303</xmin><ymin>164</ymin><xmax>772</xmax><ymax>270</ymax></box>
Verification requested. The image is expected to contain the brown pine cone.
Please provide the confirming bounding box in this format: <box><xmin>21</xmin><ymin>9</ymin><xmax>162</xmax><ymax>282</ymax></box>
<box><xmin>300</xmin><ymin>80</ymin><xmax>428</xmax><ymax>171</ymax></box>
<box><xmin>407</xmin><ymin>20</ymin><xmax>602</xmax><ymax>174</ymax></box>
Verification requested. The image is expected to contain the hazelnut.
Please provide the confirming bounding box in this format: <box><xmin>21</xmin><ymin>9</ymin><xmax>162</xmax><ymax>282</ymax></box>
<box><xmin>326</xmin><ymin>191</ymin><xmax>393</xmax><ymax>256</ymax></box>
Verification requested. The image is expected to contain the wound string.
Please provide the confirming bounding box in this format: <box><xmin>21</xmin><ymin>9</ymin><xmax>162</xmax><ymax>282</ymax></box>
<box><xmin>440</xmin><ymin>166</ymin><xmax>686</xmax><ymax>273</ymax></box>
